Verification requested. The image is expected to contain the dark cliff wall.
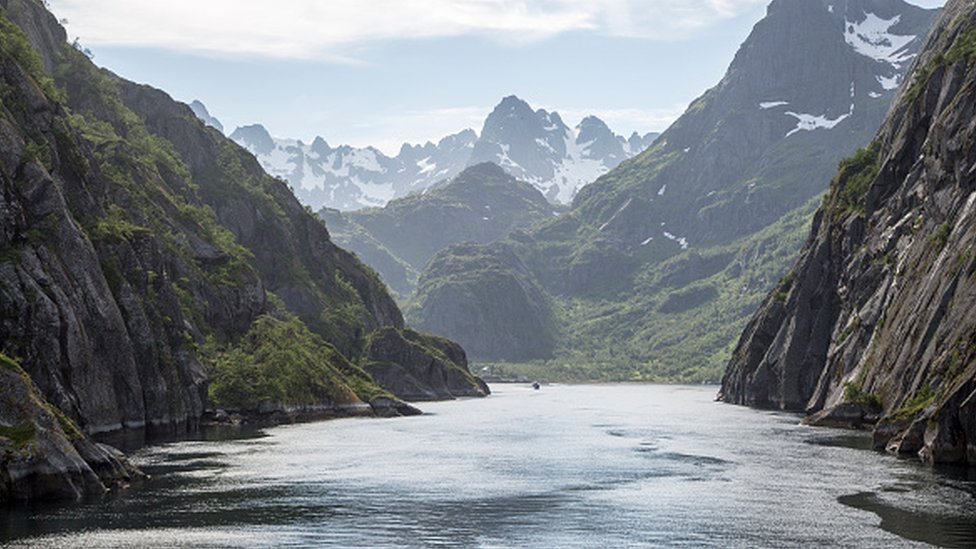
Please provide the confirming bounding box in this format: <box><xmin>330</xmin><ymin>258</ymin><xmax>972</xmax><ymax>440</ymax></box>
<box><xmin>721</xmin><ymin>0</ymin><xmax>976</xmax><ymax>466</ymax></box>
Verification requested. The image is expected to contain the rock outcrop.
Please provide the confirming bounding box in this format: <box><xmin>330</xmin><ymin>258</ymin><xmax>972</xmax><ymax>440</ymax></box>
<box><xmin>364</xmin><ymin>328</ymin><xmax>490</xmax><ymax>401</ymax></box>
<box><xmin>721</xmin><ymin>0</ymin><xmax>976</xmax><ymax>466</ymax></box>
<box><xmin>0</xmin><ymin>354</ymin><xmax>141</xmax><ymax>501</ymax></box>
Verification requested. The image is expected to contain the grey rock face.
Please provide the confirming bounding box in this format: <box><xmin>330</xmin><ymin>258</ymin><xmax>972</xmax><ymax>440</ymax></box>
<box><xmin>0</xmin><ymin>359</ymin><xmax>141</xmax><ymax>502</ymax></box>
<box><xmin>364</xmin><ymin>328</ymin><xmax>490</xmax><ymax>401</ymax></box>
<box><xmin>721</xmin><ymin>0</ymin><xmax>976</xmax><ymax>466</ymax></box>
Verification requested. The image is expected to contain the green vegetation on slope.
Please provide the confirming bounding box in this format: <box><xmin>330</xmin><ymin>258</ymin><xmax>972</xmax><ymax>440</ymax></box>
<box><xmin>201</xmin><ymin>311</ymin><xmax>393</xmax><ymax>410</ymax></box>
<box><xmin>469</xmin><ymin>196</ymin><xmax>817</xmax><ymax>383</ymax></box>
<box><xmin>826</xmin><ymin>140</ymin><xmax>881</xmax><ymax>217</ymax></box>
<box><xmin>0</xmin><ymin>0</ymin><xmax>480</xmax><ymax>438</ymax></box>
<box><xmin>324</xmin><ymin>163</ymin><xmax>558</xmax><ymax>299</ymax></box>
<box><xmin>0</xmin><ymin>353</ymin><xmax>83</xmax><ymax>442</ymax></box>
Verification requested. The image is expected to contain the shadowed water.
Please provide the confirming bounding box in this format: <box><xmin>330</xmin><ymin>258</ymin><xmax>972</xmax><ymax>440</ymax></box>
<box><xmin>2</xmin><ymin>384</ymin><xmax>974</xmax><ymax>548</ymax></box>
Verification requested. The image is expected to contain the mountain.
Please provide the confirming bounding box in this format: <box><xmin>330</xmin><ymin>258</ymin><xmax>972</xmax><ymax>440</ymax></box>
<box><xmin>230</xmin><ymin>124</ymin><xmax>476</xmax><ymax>211</ymax></box>
<box><xmin>406</xmin><ymin>0</ymin><xmax>938</xmax><ymax>375</ymax></box>
<box><xmin>224</xmin><ymin>97</ymin><xmax>658</xmax><ymax>211</ymax></box>
<box><xmin>189</xmin><ymin>100</ymin><xmax>223</xmax><ymax>133</ymax></box>
<box><xmin>720</xmin><ymin>0</ymin><xmax>976</xmax><ymax>466</ymax></box>
<box><xmin>468</xmin><ymin>96</ymin><xmax>657</xmax><ymax>204</ymax></box>
<box><xmin>0</xmin><ymin>0</ymin><xmax>485</xmax><ymax>502</ymax></box>
<box><xmin>320</xmin><ymin>162</ymin><xmax>560</xmax><ymax>298</ymax></box>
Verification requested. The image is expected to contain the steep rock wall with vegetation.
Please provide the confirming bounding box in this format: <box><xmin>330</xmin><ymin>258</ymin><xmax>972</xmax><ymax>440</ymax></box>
<box><xmin>0</xmin><ymin>0</ymin><xmax>485</xmax><ymax>501</ymax></box>
<box><xmin>721</xmin><ymin>0</ymin><xmax>976</xmax><ymax>466</ymax></box>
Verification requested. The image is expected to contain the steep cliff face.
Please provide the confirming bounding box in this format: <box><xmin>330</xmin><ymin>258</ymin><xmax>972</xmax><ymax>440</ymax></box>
<box><xmin>721</xmin><ymin>0</ymin><xmax>976</xmax><ymax>466</ymax></box>
<box><xmin>0</xmin><ymin>353</ymin><xmax>141</xmax><ymax>501</ymax></box>
<box><xmin>0</xmin><ymin>0</ymin><xmax>486</xmax><ymax>501</ymax></box>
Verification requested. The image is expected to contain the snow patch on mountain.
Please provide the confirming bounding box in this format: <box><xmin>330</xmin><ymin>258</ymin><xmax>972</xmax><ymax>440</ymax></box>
<box><xmin>543</xmin><ymin>127</ymin><xmax>615</xmax><ymax>204</ymax></box>
<box><xmin>844</xmin><ymin>13</ymin><xmax>917</xmax><ymax>69</ymax></box>
<box><xmin>876</xmin><ymin>73</ymin><xmax>901</xmax><ymax>90</ymax></box>
<box><xmin>784</xmin><ymin>94</ymin><xmax>854</xmax><ymax>138</ymax></box>
<box><xmin>663</xmin><ymin>231</ymin><xmax>689</xmax><ymax>250</ymax></box>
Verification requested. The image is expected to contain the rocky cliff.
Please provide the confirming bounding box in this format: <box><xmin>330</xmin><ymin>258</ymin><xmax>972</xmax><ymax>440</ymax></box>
<box><xmin>0</xmin><ymin>0</ymin><xmax>485</xmax><ymax>501</ymax></box>
<box><xmin>720</xmin><ymin>0</ymin><xmax>976</xmax><ymax>467</ymax></box>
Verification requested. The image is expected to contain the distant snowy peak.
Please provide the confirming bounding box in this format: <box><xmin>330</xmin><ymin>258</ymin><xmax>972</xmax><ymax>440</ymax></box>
<box><xmin>189</xmin><ymin>100</ymin><xmax>224</xmax><ymax>134</ymax></box>
<box><xmin>219</xmin><ymin>95</ymin><xmax>656</xmax><ymax>211</ymax></box>
<box><xmin>229</xmin><ymin>126</ymin><xmax>471</xmax><ymax>211</ymax></box>
<box><xmin>470</xmin><ymin>96</ymin><xmax>658</xmax><ymax>204</ymax></box>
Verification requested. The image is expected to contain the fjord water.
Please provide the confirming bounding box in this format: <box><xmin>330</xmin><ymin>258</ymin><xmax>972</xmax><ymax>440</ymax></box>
<box><xmin>3</xmin><ymin>385</ymin><xmax>975</xmax><ymax>548</ymax></box>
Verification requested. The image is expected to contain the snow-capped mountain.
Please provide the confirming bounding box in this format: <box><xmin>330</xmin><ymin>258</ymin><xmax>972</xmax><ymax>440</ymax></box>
<box><xmin>215</xmin><ymin>97</ymin><xmax>657</xmax><ymax>211</ymax></box>
<box><xmin>227</xmin><ymin>123</ymin><xmax>474</xmax><ymax>211</ymax></box>
<box><xmin>469</xmin><ymin>96</ymin><xmax>656</xmax><ymax>203</ymax></box>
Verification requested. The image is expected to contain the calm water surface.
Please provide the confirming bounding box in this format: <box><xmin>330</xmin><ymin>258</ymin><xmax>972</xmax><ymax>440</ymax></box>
<box><xmin>3</xmin><ymin>384</ymin><xmax>975</xmax><ymax>548</ymax></box>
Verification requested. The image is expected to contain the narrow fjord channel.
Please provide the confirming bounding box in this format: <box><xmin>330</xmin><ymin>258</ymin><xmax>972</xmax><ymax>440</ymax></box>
<box><xmin>3</xmin><ymin>385</ymin><xmax>975</xmax><ymax>548</ymax></box>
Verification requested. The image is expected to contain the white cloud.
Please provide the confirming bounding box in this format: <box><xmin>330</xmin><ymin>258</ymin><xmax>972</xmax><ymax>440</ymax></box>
<box><xmin>49</xmin><ymin>0</ymin><xmax>769</xmax><ymax>59</ymax></box>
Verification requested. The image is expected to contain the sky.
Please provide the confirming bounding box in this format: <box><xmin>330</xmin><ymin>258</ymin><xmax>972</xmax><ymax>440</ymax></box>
<box><xmin>47</xmin><ymin>0</ymin><xmax>946</xmax><ymax>155</ymax></box>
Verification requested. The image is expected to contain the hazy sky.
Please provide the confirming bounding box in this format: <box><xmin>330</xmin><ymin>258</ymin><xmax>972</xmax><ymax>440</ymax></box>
<box><xmin>48</xmin><ymin>0</ymin><xmax>946</xmax><ymax>154</ymax></box>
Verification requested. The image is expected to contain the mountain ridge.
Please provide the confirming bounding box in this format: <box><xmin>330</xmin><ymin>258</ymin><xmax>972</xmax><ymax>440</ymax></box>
<box><xmin>320</xmin><ymin>162</ymin><xmax>560</xmax><ymax>298</ymax></box>
<box><xmin>219</xmin><ymin>96</ymin><xmax>658</xmax><ymax>211</ymax></box>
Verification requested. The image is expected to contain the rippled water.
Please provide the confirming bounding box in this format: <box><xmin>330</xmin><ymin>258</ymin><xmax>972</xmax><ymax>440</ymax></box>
<box><xmin>3</xmin><ymin>384</ymin><xmax>975</xmax><ymax>548</ymax></box>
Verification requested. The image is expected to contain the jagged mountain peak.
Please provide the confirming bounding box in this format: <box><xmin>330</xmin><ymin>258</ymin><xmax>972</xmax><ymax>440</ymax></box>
<box><xmin>573</xmin><ymin>0</ymin><xmax>937</xmax><ymax>243</ymax></box>
<box><xmin>310</xmin><ymin>136</ymin><xmax>331</xmax><ymax>156</ymax></box>
<box><xmin>189</xmin><ymin>100</ymin><xmax>223</xmax><ymax>133</ymax></box>
<box><xmin>497</xmin><ymin>94</ymin><xmax>533</xmax><ymax>111</ymax></box>
<box><xmin>405</xmin><ymin>0</ymin><xmax>938</xmax><ymax>380</ymax></box>
<box><xmin>229</xmin><ymin>123</ymin><xmax>275</xmax><ymax>156</ymax></box>
<box><xmin>439</xmin><ymin>128</ymin><xmax>478</xmax><ymax>146</ymax></box>
<box><xmin>219</xmin><ymin>96</ymin><xmax>656</xmax><ymax>211</ymax></box>
<box><xmin>469</xmin><ymin>96</ymin><xmax>656</xmax><ymax>204</ymax></box>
